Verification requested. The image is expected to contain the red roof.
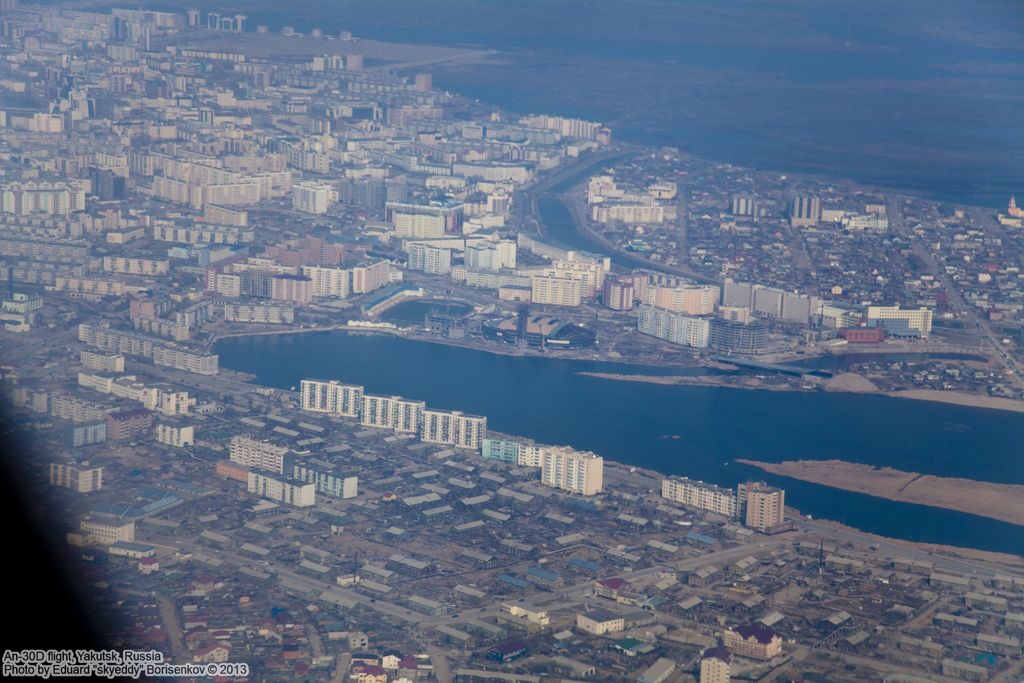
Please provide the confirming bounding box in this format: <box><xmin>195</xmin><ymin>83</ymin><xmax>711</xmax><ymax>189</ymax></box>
<box><xmin>734</xmin><ymin>623</ymin><xmax>778</xmax><ymax>645</ymax></box>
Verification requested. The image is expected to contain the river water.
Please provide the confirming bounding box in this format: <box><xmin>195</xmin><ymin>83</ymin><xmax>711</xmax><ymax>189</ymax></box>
<box><xmin>217</xmin><ymin>331</ymin><xmax>1024</xmax><ymax>553</ymax></box>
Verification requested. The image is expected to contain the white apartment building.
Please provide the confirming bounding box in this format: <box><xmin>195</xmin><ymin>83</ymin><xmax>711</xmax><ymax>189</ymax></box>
<box><xmin>866</xmin><ymin>305</ymin><xmax>933</xmax><ymax>338</ymax></box>
<box><xmin>302</xmin><ymin>265</ymin><xmax>351</xmax><ymax>298</ymax></box>
<box><xmin>49</xmin><ymin>463</ymin><xmax>104</xmax><ymax>493</ymax></box>
<box><xmin>247</xmin><ymin>471</ymin><xmax>315</xmax><ymax>507</ymax></box>
<box><xmin>662</xmin><ymin>476</ymin><xmax>738</xmax><ymax>517</ymax></box>
<box><xmin>421</xmin><ymin>409</ymin><xmax>487</xmax><ymax>449</ymax></box>
<box><xmin>229</xmin><ymin>436</ymin><xmax>289</xmax><ymax>473</ymax></box>
<box><xmin>540</xmin><ymin>446</ymin><xmax>603</xmax><ymax>495</ymax></box>
<box><xmin>102</xmin><ymin>256</ymin><xmax>170</xmax><ymax>276</ymax></box>
<box><xmin>637</xmin><ymin>304</ymin><xmax>710</xmax><ymax>348</ymax></box>
<box><xmin>293</xmin><ymin>181</ymin><xmax>334</xmax><ymax>214</ymax></box>
<box><xmin>156</xmin><ymin>423</ymin><xmax>195</xmax><ymax>448</ymax></box>
<box><xmin>300</xmin><ymin>379</ymin><xmax>364</xmax><ymax>418</ymax></box>
<box><xmin>360</xmin><ymin>395</ymin><xmax>424</xmax><ymax>433</ymax></box>
<box><xmin>407</xmin><ymin>242</ymin><xmax>452</xmax><ymax>275</ymax></box>
<box><xmin>531</xmin><ymin>276</ymin><xmax>583</xmax><ymax>307</ymax></box>
<box><xmin>646</xmin><ymin>285</ymin><xmax>720</xmax><ymax>315</ymax></box>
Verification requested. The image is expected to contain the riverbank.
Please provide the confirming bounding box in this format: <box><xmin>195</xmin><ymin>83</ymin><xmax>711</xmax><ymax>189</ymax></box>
<box><xmin>579</xmin><ymin>370</ymin><xmax>1024</xmax><ymax>414</ymax></box>
<box><xmin>737</xmin><ymin>459</ymin><xmax>1024</xmax><ymax>527</ymax></box>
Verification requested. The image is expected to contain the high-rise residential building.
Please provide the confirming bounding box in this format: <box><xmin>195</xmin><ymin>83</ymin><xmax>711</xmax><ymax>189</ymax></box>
<box><xmin>647</xmin><ymin>284</ymin><xmax>720</xmax><ymax>315</ymax></box>
<box><xmin>247</xmin><ymin>471</ymin><xmax>315</xmax><ymax>507</ymax></box>
<box><xmin>739</xmin><ymin>482</ymin><xmax>785</xmax><ymax>532</ymax></box>
<box><xmin>662</xmin><ymin>477</ymin><xmax>738</xmax><ymax>517</ymax></box>
<box><xmin>710</xmin><ymin>317</ymin><xmax>769</xmax><ymax>354</ymax></box>
<box><xmin>360</xmin><ymin>395</ymin><xmax>425</xmax><ymax>433</ymax></box>
<box><xmin>531</xmin><ymin>276</ymin><xmax>582</xmax><ymax>307</ymax></box>
<box><xmin>271</xmin><ymin>274</ymin><xmax>313</xmax><ymax>305</ymax></box>
<box><xmin>722</xmin><ymin>279</ymin><xmax>754</xmax><ymax>309</ymax></box>
<box><xmin>49</xmin><ymin>463</ymin><xmax>104</xmax><ymax>493</ymax></box>
<box><xmin>300</xmin><ymin>379</ymin><xmax>364</xmax><ymax>417</ymax></box>
<box><xmin>700</xmin><ymin>648</ymin><xmax>731</xmax><ymax>683</ymax></box>
<box><xmin>465</xmin><ymin>241</ymin><xmax>516</xmax><ymax>271</ymax></box>
<box><xmin>723</xmin><ymin>624</ymin><xmax>783</xmax><ymax>661</ymax></box>
<box><xmin>292</xmin><ymin>181</ymin><xmax>334</xmax><ymax>214</ymax></box>
<box><xmin>866</xmin><ymin>306</ymin><xmax>933</xmax><ymax>338</ymax></box>
<box><xmin>421</xmin><ymin>410</ymin><xmax>487</xmax><ymax>450</ymax></box>
<box><xmin>229</xmin><ymin>436</ymin><xmax>289</xmax><ymax>474</ymax></box>
<box><xmin>789</xmin><ymin>195</ymin><xmax>820</xmax><ymax>227</ymax></box>
<box><xmin>302</xmin><ymin>265</ymin><xmax>351</xmax><ymax>299</ymax></box>
<box><xmin>540</xmin><ymin>446</ymin><xmax>603</xmax><ymax>495</ymax></box>
<box><xmin>351</xmin><ymin>260</ymin><xmax>391</xmax><ymax>294</ymax></box>
<box><xmin>387</xmin><ymin>199</ymin><xmax>464</xmax><ymax>237</ymax></box>
<box><xmin>637</xmin><ymin>304</ymin><xmax>710</xmax><ymax>348</ymax></box>
<box><xmin>407</xmin><ymin>242</ymin><xmax>452</xmax><ymax>275</ymax></box>
<box><xmin>602</xmin><ymin>278</ymin><xmax>635</xmax><ymax>310</ymax></box>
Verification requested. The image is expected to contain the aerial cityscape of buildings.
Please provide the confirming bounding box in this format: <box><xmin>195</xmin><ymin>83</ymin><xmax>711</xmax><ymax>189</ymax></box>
<box><xmin>0</xmin><ymin>1</ymin><xmax>1022</xmax><ymax>681</ymax></box>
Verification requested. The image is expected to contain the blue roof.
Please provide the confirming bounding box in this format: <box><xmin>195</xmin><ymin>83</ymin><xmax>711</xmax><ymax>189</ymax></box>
<box><xmin>526</xmin><ymin>567</ymin><xmax>560</xmax><ymax>582</ymax></box>
<box><xmin>569</xmin><ymin>558</ymin><xmax>601</xmax><ymax>572</ymax></box>
<box><xmin>686</xmin><ymin>531</ymin><xmax>717</xmax><ymax>545</ymax></box>
<box><xmin>496</xmin><ymin>574</ymin><xmax>530</xmax><ymax>589</ymax></box>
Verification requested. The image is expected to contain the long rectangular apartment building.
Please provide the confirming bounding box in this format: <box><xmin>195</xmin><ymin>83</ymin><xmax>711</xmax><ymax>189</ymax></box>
<box><xmin>360</xmin><ymin>395</ymin><xmax>425</xmax><ymax>433</ymax></box>
<box><xmin>300</xmin><ymin>379</ymin><xmax>364</xmax><ymax>418</ymax></box>
<box><xmin>421</xmin><ymin>409</ymin><xmax>487</xmax><ymax>450</ymax></box>
<box><xmin>229</xmin><ymin>436</ymin><xmax>289</xmax><ymax>474</ymax></box>
<box><xmin>662</xmin><ymin>476</ymin><xmax>738</xmax><ymax>517</ymax></box>
<box><xmin>247</xmin><ymin>471</ymin><xmax>315</xmax><ymax>507</ymax></box>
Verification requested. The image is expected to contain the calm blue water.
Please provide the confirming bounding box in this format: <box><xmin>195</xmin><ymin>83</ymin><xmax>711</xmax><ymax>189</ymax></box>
<box><xmin>217</xmin><ymin>331</ymin><xmax>1024</xmax><ymax>553</ymax></box>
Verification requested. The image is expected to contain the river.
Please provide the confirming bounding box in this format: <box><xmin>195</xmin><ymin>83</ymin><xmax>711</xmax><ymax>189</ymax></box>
<box><xmin>216</xmin><ymin>330</ymin><xmax>1024</xmax><ymax>554</ymax></box>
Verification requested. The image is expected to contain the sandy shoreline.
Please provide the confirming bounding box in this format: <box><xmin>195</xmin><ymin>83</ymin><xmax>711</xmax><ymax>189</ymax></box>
<box><xmin>580</xmin><ymin>370</ymin><xmax>1024</xmax><ymax>413</ymax></box>
<box><xmin>738</xmin><ymin>458</ymin><xmax>1024</xmax><ymax>527</ymax></box>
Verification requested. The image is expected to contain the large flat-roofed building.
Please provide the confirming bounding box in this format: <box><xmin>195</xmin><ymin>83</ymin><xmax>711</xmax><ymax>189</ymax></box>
<box><xmin>739</xmin><ymin>482</ymin><xmax>785</xmax><ymax>532</ymax></box>
<box><xmin>77</xmin><ymin>516</ymin><xmax>135</xmax><ymax>546</ymax></box>
<box><xmin>575</xmin><ymin>607</ymin><xmax>625</xmax><ymax>635</ymax></box>
<box><xmin>247</xmin><ymin>471</ymin><xmax>315</xmax><ymax>507</ymax></box>
<box><xmin>49</xmin><ymin>463</ymin><xmax>104</xmax><ymax>492</ymax></box>
<box><xmin>229</xmin><ymin>436</ymin><xmax>289</xmax><ymax>474</ymax></box>
<box><xmin>421</xmin><ymin>409</ymin><xmax>487</xmax><ymax>450</ymax></box>
<box><xmin>360</xmin><ymin>395</ymin><xmax>424</xmax><ymax>433</ymax></box>
<box><xmin>540</xmin><ymin>446</ymin><xmax>603</xmax><ymax>496</ymax></box>
<box><xmin>301</xmin><ymin>378</ymin><xmax>364</xmax><ymax>417</ymax></box>
<box><xmin>866</xmin><ymin>306</ymin><xmax>933</xmax><ymax>338</ymax></box>
<box><xmin>723</xmin><ymin>623</ymin><xmax>782</xmax><ymax>660</ymax></box>
<box><xmin>292</xmin><ymin>181</ymin><xmax>334</xmax><ymax>214</ymax></box>
<box><xmin>662</xmin><ymin>476</ymin><xmax>737</xmax><ymax>517</ymax></box>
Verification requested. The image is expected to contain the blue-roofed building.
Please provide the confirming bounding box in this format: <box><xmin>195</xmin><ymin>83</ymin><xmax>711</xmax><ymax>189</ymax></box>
<box><xmin>569</xmin><ymin>558</ymin><xmax>602</xmax><ymax>573</ymax></box>
<box><xmin>686</xmin><ymin>531</ymin><xmax>718</xmax><ymax>545</ymax></box>
<box><xmin>496</xmin><ymin>574</ymin><xmax>531</xmax><ymax>589</ymax></box>
<box><xmin>526</xmin><ymin>566</ymin><xmax>563</xmax><ymax>588</ymax></box>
